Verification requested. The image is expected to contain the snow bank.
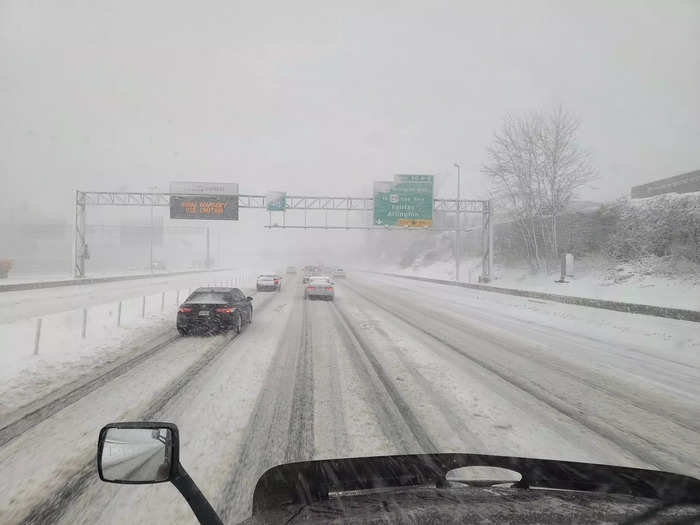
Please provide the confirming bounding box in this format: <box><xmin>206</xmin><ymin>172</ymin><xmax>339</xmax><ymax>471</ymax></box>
<box><xmin>0</xmin><ymin>272</ymin><xmax>256</xmax><ymax>416</ymax></box>
<box><xmin>379</xmin><ymin>254</ymin><xmax>700</xmax><ymax>311</ymax></box>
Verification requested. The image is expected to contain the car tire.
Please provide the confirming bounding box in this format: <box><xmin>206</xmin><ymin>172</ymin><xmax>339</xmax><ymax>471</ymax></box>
<box><xmin>248</xmin><ymin>307</ymin><xmax>253</xmax><ymax>324</ymax></box>
<box><xmin>234</xmin><ymin>313</ymin><xmax>242</xmax><ymax>334</ymax></box>
<box><xmin>178</xmin><ymin>327</ymin><xmax>188</xmax><ymax>336</ymax></box>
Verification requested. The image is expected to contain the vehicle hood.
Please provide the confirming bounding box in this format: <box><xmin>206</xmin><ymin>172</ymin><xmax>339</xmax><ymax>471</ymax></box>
<box><xmin>241</xmin><ymin>453</ymin><xmax>700</xmax><ymax>524</ymax></box>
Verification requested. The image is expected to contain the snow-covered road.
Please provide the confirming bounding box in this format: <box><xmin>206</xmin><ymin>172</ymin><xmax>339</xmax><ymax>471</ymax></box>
<box><xmin>1</xmin><ymin>273</ymin><xmax>698</xmax><ymax>524</ymax></box>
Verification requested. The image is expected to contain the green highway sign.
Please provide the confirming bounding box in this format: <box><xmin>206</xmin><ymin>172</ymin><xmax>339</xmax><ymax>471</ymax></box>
<box><xmin>373</xmin><ymin>174</ymin><xmax>434</xmax><ymax>227</ymax></box>
<box><xmin>266</xmin><ymin>191</ymin><xmax>287</xmax><ymax>211</ymax></box>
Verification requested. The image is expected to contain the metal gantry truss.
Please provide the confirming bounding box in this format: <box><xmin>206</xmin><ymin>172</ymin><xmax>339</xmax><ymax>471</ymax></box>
<box><xmin>73</xmin><ymin>190</ymin><xmax>493</xmax><ymax>281</ymax></box>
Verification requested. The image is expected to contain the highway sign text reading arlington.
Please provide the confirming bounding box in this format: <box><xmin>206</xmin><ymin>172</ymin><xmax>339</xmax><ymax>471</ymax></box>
<box><xmin>373</xmin><ymin>174</ymin><xmax>434</xmax><ymax>227</ymax></box>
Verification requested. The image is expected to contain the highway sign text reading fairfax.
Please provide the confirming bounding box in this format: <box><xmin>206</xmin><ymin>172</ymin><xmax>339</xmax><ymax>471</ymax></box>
<box><xmin>373</xmin><ymin>174</ymin><xmax>434</xmax><ymax>227</ymax></box>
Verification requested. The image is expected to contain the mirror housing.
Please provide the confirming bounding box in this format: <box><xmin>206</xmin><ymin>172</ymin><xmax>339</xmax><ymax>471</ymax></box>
<box><xmin>246</xmin><ymin>296</ymin><xmax>253</xmax><ymax>301</ymax></box>
<box><xmin>98</xmin><ymin>422</ymin><xmax>178</xmax><ymax>484</ymax></box>
<box><xmin>97</xmin><ymin>422</ymin><xmax>223</xmax><ymax>524</ymax></box>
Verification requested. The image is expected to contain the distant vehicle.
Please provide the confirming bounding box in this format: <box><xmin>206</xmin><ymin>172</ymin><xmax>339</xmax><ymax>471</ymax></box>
<box><xmin>286</xmin><ymin>266</ymin><xmax>297</xmax><ymax>274</ymax></box>
<box><xmin>333</xmin><ymin>267</ymin><xmax>346</xmax><ymax>278</ymax></box>
<box><xmin>176</xmin><ymin>287</ymin><xmax>252</xmax><ymax>336</ymax></box>
<box><xmin>151</xmin><ymin>260</ymin><xmax>166</xmax><ymax>271</ymax></box>
<box><xmin>306</xmin><ymin>276</ymin><xmax>334</xmax><ymax>301</ymax></box>
<box><xmin>303</xmin><ymin>266</ymin><xmax>321</xmax><ymax>283</ymax></box>
<box><xmin>257</xmin><ymin>274</ymin><xmax>282</xmax><ymax>291</ymax></box>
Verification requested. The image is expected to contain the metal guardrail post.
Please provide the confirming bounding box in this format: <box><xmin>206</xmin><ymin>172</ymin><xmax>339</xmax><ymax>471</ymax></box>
<box><xmin>82</xmin><ymin>308</ymin><xmax>87</xmax><ymax>338</ymax></box>
<box><xmin>117</xmin><ymin>301</ymin><xmax>122</xmax><ymax>326</ymax></box>
<box><xmin>142</xmin><ymin>296</ymin><xmax>146</xmax><ymax>317</ymax></box>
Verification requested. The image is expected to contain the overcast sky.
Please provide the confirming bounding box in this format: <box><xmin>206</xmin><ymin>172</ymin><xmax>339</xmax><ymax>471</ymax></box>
<box><xmin>1</xmin><ymin>0</ymin><xmax>699</xmax><ymax>223</ymax></box>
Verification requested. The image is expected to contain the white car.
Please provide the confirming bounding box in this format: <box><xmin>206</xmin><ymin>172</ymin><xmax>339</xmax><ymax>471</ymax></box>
<box><xmin>305</xmin><ymin>277</ymin><xmax>334</xmax><ymax>300</ymax></box>
<box><xmin>256</xmin><ymin>274</ymin><xmax>281</xmax><ymax>292</ymax></box>
<box><xmin>333</xmin><ymin>267</ymin><xmax>346</xmax><ymax>278</ymax></box>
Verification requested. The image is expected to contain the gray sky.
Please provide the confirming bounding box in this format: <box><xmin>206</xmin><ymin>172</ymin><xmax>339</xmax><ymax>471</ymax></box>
<box><xmin>2</xmin><ymin>0</ymin><xmax>699</xmax><ymax>223</ymax></box>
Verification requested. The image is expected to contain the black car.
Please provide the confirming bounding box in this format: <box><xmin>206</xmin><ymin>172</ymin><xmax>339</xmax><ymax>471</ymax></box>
<box><xmin>177</xmin><ymin>287</ymin><xmax>253</xmax><ymax>335</ymax></box>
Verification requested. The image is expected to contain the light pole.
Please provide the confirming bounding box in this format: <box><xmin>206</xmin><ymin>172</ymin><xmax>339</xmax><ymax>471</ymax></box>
<box><xmin>454</xmin><ymin>163</ymin><xmax>461</xmax><ymax>281</ymax></box>
<box><xmin>148</xmin><ymin>185</ymin><xmax>158</xmax><ymax>272</ymax></box>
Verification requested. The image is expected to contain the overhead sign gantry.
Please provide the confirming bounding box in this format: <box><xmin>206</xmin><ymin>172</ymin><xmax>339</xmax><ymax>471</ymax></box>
<box><xmin>73</xmin><ymin>182</ymin><xmax>493</xmax><ymax>281</ymax></box>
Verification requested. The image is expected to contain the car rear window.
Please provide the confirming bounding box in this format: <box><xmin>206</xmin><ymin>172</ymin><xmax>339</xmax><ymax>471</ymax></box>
<box><xmin>186</xmin><ymin>292</ymin><xmax>229</xmax><ymax>304</ymax></box>
<box><xmin>310</xmin><ymin>278</ymin><xmax>330</xmax><ymax>284</ymax></box>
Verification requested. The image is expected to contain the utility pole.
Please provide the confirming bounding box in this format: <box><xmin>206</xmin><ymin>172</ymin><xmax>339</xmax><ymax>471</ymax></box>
<box><xmin>454</xmin><ymin>163</ymin><xmax>461</xmax><ymax>281</ymax></box>
<box><xmin>206</xmin><ymin>227</ymin><xmax>210</xmax><ymax>268</ymax></box>
<box><xmin>148</xmin><ymin>185</ymin><xmax>158</xmax><ymax>272</ymax></box>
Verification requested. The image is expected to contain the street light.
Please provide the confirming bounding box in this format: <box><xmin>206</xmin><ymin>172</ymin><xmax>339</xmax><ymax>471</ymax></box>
<box><xmin>148</xmin><ymin>185</ymin><xmax>158</xmax><ymax>273</ymax></box>
<box><xmin>454</xmin><ymin>163</ymin><xmax>461</xmax><ymax>281</ymax></box>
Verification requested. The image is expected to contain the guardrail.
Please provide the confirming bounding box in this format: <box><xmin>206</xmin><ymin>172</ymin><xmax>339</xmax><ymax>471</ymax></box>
<box><xmin>2</xmin><ymin>272</ymin><xmax>254</xmax><ymax>357</ymax></box>
<box><xmin>0</xmin><ymin>267</ymin><xmax>239</xmax><ymax>293</ymax></box>
<box><xmin>370</xmin><ymin>272</ymin><xmax>700</xmax><ymax>323</ymax></box>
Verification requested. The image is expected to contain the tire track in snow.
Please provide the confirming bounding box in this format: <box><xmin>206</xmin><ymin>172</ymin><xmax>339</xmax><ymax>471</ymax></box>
<box><xmin>339</xmin><ymin>279</ymin><xmax>700</xmax><ymax>476</ymax></box>
<box><xmin>17</xmin><ymin>291</ymin><xmax>280</xmax><ymax>525</ymax></box>
<box><xmin>0</xmin><ymin>333</ymin><xmax>180</xmax><ymax>447</ymax></box>
<box><xmin>309</xmin><ymin>301</ymin><xmax>350</xmax><ymax>458</ymax></box>
<box><xmin>0</xmin><ymin>289</ymin><xmax>265</xmax><ymax>447</ymax></box>
<box><xmin>362</xmin><ymin>275</ymin><xmax>700</xmax><ymax>430</ymax></box>
<box><xmin>218</xmin><ymin>288</ymin><xmax>314</xmax><ymax>524</ymax></box>
<box><xmin>332</xmin><ymin>297</ymin><xmax>487</xmax><ymax>452</ymax></box>
<box><xmin>329</xmin><ymin>300</ymin><xmax>438</xmax><ymax>454</ymax></box>
<box><xmin>285</xmin><ymin>297</ymin><xmax>315</xmax><ymax>463</ymax></box>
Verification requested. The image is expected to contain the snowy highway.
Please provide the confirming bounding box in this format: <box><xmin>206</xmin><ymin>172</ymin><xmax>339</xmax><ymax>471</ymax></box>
<box><xmin>0</xmin><ymin>273</ymin><xmax>698</xmax><ymax>524</ymax></box>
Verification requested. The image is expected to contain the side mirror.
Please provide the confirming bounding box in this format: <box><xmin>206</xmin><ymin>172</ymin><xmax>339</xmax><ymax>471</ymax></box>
<box><xmin>97</xmin><ymin>422</ymin><xmax>222</xmax><ymax>524</ymax></box>
<box><xmin>246</xmin><ymin>296</ymin><xmax>253</xmax><ymax>301</ymax></box>
<box><xmin>98</xmin><ymin>422</ymin><xmax>177</xmax><ymax>483</ymax></box>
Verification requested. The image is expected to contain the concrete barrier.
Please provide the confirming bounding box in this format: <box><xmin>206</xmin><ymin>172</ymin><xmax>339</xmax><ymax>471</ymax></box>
<box><xmin>370</xmin><ymin>272</ymin><xmax>700</xmax><ymax>323</ymax></box>
<box><xmin>0</xmin><ymin>268</ymin><xmax>236</xmax><ymax>293</ymax></box>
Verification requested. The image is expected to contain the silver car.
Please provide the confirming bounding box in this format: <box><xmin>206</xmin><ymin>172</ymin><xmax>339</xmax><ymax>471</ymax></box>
<box><xmin>256</xmin><ymin>274</ymin><xmax>281</xmax><ymax>292</ymax></box>
<box><xmin>305</xmin><ymin>277</ymin><xmax>334</xmax><ymax>300</ymax></box>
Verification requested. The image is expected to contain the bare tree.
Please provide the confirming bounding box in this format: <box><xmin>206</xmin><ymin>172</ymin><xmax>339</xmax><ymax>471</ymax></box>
<box><xmin>538</xmin><ymin>107</ymin><xmax>595</xmax><ymax>255</ymax></box>
<box><xmin>483</xmin><ymin>113</ymin><xmax>546</xmax><ymax>269</ymax></box>
<box><xmin>483</xmin><ymin>108</ymin><xmax>594</xmax><ymax>270</ymax></box>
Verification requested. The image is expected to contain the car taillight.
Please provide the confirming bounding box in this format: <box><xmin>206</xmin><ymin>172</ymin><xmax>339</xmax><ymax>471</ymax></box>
<box><xmin>307</xmin><ymin>286</ymin><xmax>315</xmax><ymax>290</ymax></box>
<box><xmin>215</xmin><ymin>307</ymin><xmax>235</xmax><ymax>313</ymax></box>
<box><xmin>178</xmin><ymin>307</ymin><xmax>192</xmax><ymax>313</ymax></box>
<box><xmin>274</xmin><ymin>279</ymin><xmax>279</xmax><ymax>283</ymax></box>
<box><xmin>326</xmin><ymin>287</ymin><xmax>333</xmax><ymax>291</ymax></box>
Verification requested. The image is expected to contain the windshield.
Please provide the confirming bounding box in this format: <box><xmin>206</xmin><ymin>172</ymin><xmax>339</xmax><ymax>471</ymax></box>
<box><xmin>1</xmin><ymin>2</ymin><xmax>698</xmax><ymax>525</ymax></box>
<box><xmin>185</xmin><ymin>292</ymin><xmax>229</xmax><ymax>304</ymax></box>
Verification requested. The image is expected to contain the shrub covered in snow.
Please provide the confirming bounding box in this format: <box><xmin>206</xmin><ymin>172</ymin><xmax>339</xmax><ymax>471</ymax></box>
<box><xmin>605</xmin><ymin>193</ymin><xmax>700</xmax><ymax>263</ymax></box>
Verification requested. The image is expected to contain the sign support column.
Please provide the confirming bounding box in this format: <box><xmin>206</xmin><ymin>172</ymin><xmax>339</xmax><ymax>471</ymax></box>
<box><xmin>74</xmin><ymin>190</ymin><xmax>87</xmax><ymax>278</ymax></box>
<box><xmin>454</xmin><ymin>164</ymin><xmax>461</xmax><ymax>282</ymax></box>
<box><xmin>481</xmin><ymin>200</ymin><xmax>493</xmax><ymax>282</ymax></box>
